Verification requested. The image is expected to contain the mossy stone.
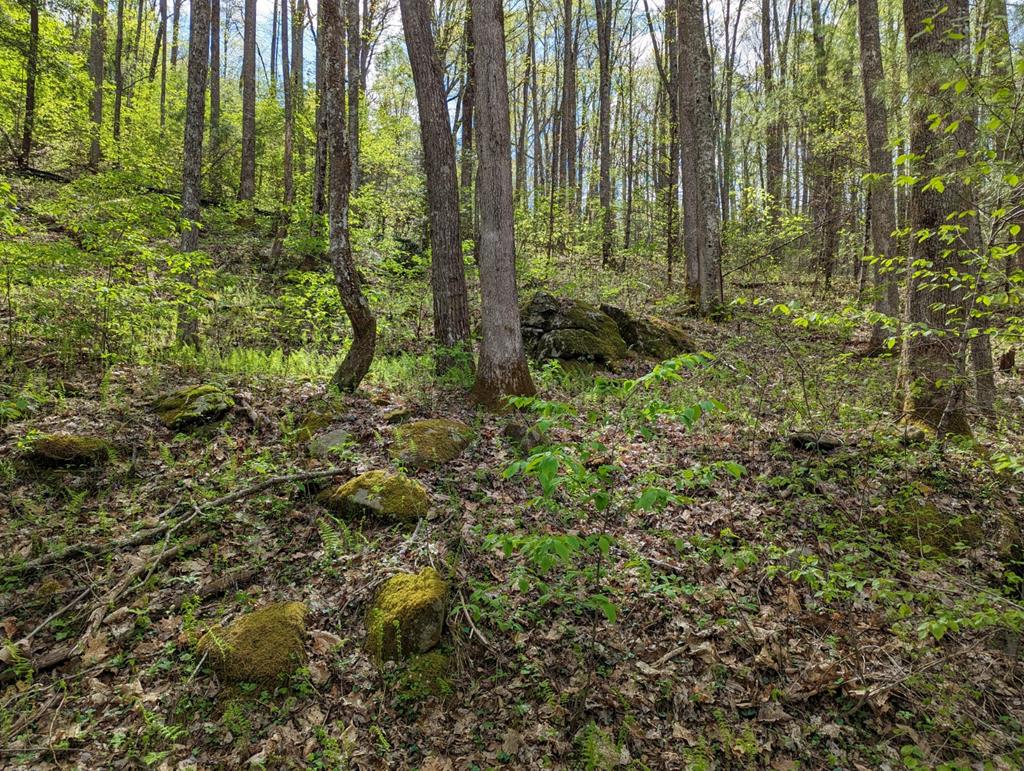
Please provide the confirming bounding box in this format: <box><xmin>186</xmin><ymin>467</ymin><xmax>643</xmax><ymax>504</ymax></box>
<box><xmin>366</xmin><ymin>568</ymin><xmax>448</xmax><ymax>661</ymax></box>
<box><xmin>882</xmin><ymin>501</ymin><xmax>983</xmax><ymax>554</ymax></box>
<box><xmin>601</xmin><ymin>304</ymin><xmax>696</xmax><ymax>360</ymax></box>
<box><xmin>295</xmin><ymin>408</ymin><xmax>344</xmax><ymax>443</ymax></box>
<box><xmin>395</xmin><ymin>651</ymin><xmax>452</xmax><ymax>703</ymax></box>
<box><xmin>197</xmin><ymin>602</ymin><xmax>307</xmax><ymax>684</ymax></box>
<box><xmin>27</xmin><ymin>433</ymin><xmax>111</xmax><ymax>466</ymax></box>
<box><xmin>308</xmin><ymin>428</ymin><xmax>353</xmax><ymax>458</ymax></box>
<box><xmin>521</xmin><ymin>292</ymin><xmax>628</xmax><ymax>365</ymax></box>
<box><xmin>318</xmin><ymin>470</ymin><xmax>429</xmax><ymax>522</ymax></box>
<box><xmin>391</xmin><ymin>419</ymin><xmax>472</xmax><ymax>468</ymax></box>
<box><xmin>153</xmin><ymin>384</ymin><xmax>234</xmax><ymax>430</ymax></box>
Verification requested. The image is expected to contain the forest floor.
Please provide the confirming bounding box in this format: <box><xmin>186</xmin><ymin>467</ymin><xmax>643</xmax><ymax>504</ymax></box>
<box><xmin>2</xmin><ymin>204</ymin><xmax>1024</xmax><ymax>769</ymax></box>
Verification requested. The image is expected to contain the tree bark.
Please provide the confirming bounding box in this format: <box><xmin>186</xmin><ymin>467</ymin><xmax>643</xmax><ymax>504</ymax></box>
<box><xmin>170</xmin><ymin>0</ymin><xmax>182</xmax><ymax>66</ymax></box>
<box><xmin>20</xmin><ymin>0</ymin><xmax>39</xmax><ymax>165</ymax></box>
<box><xmin>899</xmin><ymin>0</ymin><xmax>975</xmax><ymax>436</ymax></box>
<box><xmin>178</xmin><ymin>0</ymin><xmax>211</xmax><ymax>346</ymax></box>
<box><xmin>209</xmin><ymin>0</ymin><xmax>221</xmax><ymax>179</ymax></box>
<box><xmin>399</xmin><ymin>0</ymin><xmax>472</xmax><ymax>370</ymax></box>
<box><xmin>679</xmin><ymin>0</ymin><xmax>722</xmax><ymax>312</ymax></box>
<box><xmin>471</xmin><ymin>0</ymin><xmax>536</xmax><ymax>408</ymax></box>
<box><xmin>271</xmin><ymin>0</ymin><xmax>294</xmax><ymax>262</ymax></box>
<box><xmin>292</xmin><ymin>0</ymin><xmax>305</xmax><ymax>171</ymax></box>
<box><xmin>113</xmin><ymin>0</ymin><xmax>125</xmax><ymax>141</ymax></box>
<box><xmin>346</xmin><ymin>0</ymin><xmax>362</xmax><ymax>189</ymax></box>
<box><xmin>312</xmin><ymin>8</ymin><xmax>328</xmax><ymax>224</ymax></box>
<box><xmin>239</xmin><ymin>0</ymin><xmax>257</xmax><ymax>202</ymax></box>
<box><xmin>459</xmin><ymin>6</ymin><xmax>475</xmax><ymax>244</ymax></box>
<box><xmin>323</xmin><ymin>0</ymin><xmax>376</xmax><ymax>390</ymax></box>
<box><xmin>596</xmin><ymin>0</ymin><xmax>614</xmax><ymax>266</ymax></box>
<box><xmin>856</xmin><ymin>0</ymin><xmax>899</xmax><ymax>350</ymax></box>
<box><xmin>88</xmin><ymin>0</ymin><xmax>105</xmax><ymax>169</ymax></box>
<box><xmin>761</xmin><ymin>0</ymin><xmax>782</xmax><ymax>211</ymax></box>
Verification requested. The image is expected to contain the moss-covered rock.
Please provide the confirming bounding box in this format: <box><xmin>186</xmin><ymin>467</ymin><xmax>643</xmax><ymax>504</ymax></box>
<box><xmin>395</xmin><ymin>651</ymin><xmax>453</xmax><ymax>704</ymax></box>
<box><xmin>366</xmin><ymin>568</ymin><xmax>448</xmax><ymax>661</ymax></box>
<box><xmin>391</xmin><ymin>419</ymin><xmax>472</xmax><ymax>468</ymax></box>
<box><xmin>197</xmin><ymin>602</ymin><xmax>307</xmax><ymax>684</ymax></box>
<box><xmin>882</xmin><ymin>500</ymin><xmax>983</xmax><ymax>554</ymax></box>
<box><xmin>295</xmin><ymin>407</ymin><xmax>345</xmax><ymax>443</ymax></box>
<box><xmin>153</xmin><ymin>384</ymin><xmax>234</xmax><ymax>430</ymax></box>
<box><xmin>382</xmin><ymin>406</ymin><xmax>412</xmax><ymax>424</ymax></box>
<box><xmin>318</xmin><ymin>470</ymin><xmax>429</xmax><ymax>522</ymax></box>
<box><xmin>521</xmin><ymin>292</ymin><xmax>627</xmax><ymax>365</ymax></box>
<box><xmin>308</xmin><ymin>428</ymin><xmax>353</xmax><ymax>458</ymax></box>
<box><xmin>26</xmin><ymin>433</ymin><xmax>111</xmax><ymax>466</ymax></box>
<box><xmin>600</xmin><ymin>304</ymin><xmax>695</xmax><ymax>359</ymax></box>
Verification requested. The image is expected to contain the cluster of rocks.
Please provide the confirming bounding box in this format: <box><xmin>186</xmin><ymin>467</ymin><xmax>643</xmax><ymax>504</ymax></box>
<box><xmin>520</xmin><ymin>291</ymin><xmax>695</xmax><ymax>368</ymax></box>
<box><xmin>201</xmin><ymin>414</ymin><xmax>473</xmax><ymax>685</ymax></box>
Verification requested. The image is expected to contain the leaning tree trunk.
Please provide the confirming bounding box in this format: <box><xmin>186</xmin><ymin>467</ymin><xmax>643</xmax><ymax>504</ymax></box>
<box><xmin>178</xmin><ymin>0</ymin><xmax>211</xmax><ymax>346</ymax></box>
<box><xmin>899</xmin><ymin>0</ymin><xmax>976</xmax><ymax>436</ymax></box>
<box><xmin>239</xmin><ymin>0</ymin><xmax>257</xmax><ymax>202</ymax></box>
<box><xmin>399</xmin><ymin>0</ymin><xmax>472</xmax><ymax>370</ymax></box>
<box><xmin>471</xmin><ymin>0</ymin><xmax>536</xmax><ymax>408</ymax></box>
<box><xmin>857</xmin><ymin>0</ymin><xmax>900</xmax><ymax>351</ymax></box>
<box><xmin>322</xmin><ymin>0</ymin><xmax>376</xmax><ymax>391</ymax></box>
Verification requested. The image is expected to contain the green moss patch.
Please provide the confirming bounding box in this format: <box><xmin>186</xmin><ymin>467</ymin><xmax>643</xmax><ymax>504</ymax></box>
<box><xmin>366</xmin><ymin>568</ymin><xmax>448</xmax><ymax>661</ymax></box>
<box><xmin>601</xmin><ymin>304</ymin><xmax>696</xmax><ymax>360</ymax></box>
<box><xmin>521</xmin><ymin>292</ymin><xmax>628</xmax><ymax>365</ymax></box>
<box><xmin>26</xmin><ymin>433</ymin><xmax>111</xmax><ymax>466</ymax></box>
<box><xmin>882</xmin><ymin>500</ymin><xmax>984</xmax><ymax>555</ymax></box>
<box><xmin>197</xmin><ymin>601</ymin><xmax>307</xmax><ymax>684</ymax></box>
<box><xmin>317</xmin><ymin>470</ymin><xmax>429</xmax><ymax>522</ymax></box>
<box><xmin>391</xmin><ymin>419</ymin><xmax>472</xmax><ymax>468</ymax></box>
<box><xmin>394</xmin><ymin>650</ymin><xmax>453</xmax><ymax>704</ymax></box>
<box><xmin>153</xmin><ymin>384</ymin><xmax>234</xmax><ymax>430</ymax></box>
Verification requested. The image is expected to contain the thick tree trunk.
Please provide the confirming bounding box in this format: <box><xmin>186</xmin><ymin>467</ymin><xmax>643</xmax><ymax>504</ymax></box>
<box><xmin>857</xmin><ymin>0</ymin><xmax>899</xmax><ymax>350</ymax></box>
<box><xmin>209</xmin><ymin>0</ymin><xmax>221</xmax><ymax>162</ymax></box>
<box><xmin>471</xmin><ymin>0</ymin><xmax>536</xmax><ymax>408</ymax></box>
<box><xmin>20</xmin><ymin>0</ymin><xmax>39</xmax><ymax>165</ymax></box>
<box><xmin>399</xmin><ymin>0</ymin><xmax>472</xmax><ymax>370</ymax></box>
<box><xmin>558</xmin><ymin>0</ymin><xmax>577</xmax><ymax>213</ymax></box>
<box><xmin>679</xmin><ymin>0</ymin><xmax>722</xmax><ymax>313</ymax></box>
<box><xmin>239</xmin><ymin>0</ymin><xmax>257</xmax><ymax>202</ymax></box>
<box><xmin>323</xmin><ymin>0</ymin><xmax>376</xmax><ymax>390</ymax></box>
<box><xmin>88</xmin><ymin>0</ymin><xmax>105</xmax><ymax>169</ymax></box>
<box><xmin>312</xmin><ymin>10</ymin><xmax>328</xmax><ymax>224</ymax></box>
<box><xmin>900</xmin><ymin>0</ymin><xmax>975</xmax><ymax>436</ymax></box>
<box><xmin>178</xmin><ymin>0</ymin><xmax>211</xmax><ymax>346</ymax></box>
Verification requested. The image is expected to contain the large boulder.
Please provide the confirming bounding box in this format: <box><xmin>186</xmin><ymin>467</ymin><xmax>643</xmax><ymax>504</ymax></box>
<box><xmin>521</xmin><ymin>293</ymin><xmax>627</xmax><ymax>365</ymax></box>
<box><xmin>153</xmin><ymin>384</ymin><xmax>234</xmax><ymax>430</ymax></box>
<box><xmin>318</xmin><ymin>470</ymin><xmax>429</xmax><ymax>522</ymax></box>
<box><xmin>391</xmin><ymin>419</ymin><xmax>472</xmax><ymax>468</ymax></box>
<box><xmin>308</xmin><ymin>428</ymin><xmax>353</xmax><ymax>458</ymax></box>
<box><xmin>599</xmin><ymin>304</ymin><xmax>695</xmax><ymax>360</ymax></box>
<box><xmin>197</xmin><ymin>601</ymin><xmax>307</xmax><ymax>684</ymax></box>
<box><xmin>26</xmin><ymin>433</ymin><xmax>111</xmax><ymax>466</ymax></box>
<box><xmin>366</xmin><ymin>568</ymin><xmax>448</xmax><ymax>661</ymax></box>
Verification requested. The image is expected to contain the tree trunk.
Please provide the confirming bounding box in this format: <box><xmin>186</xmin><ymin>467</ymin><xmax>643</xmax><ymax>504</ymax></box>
<box><xmin>471</xmin><ymin>0</ymin><xmax>536</xmax><ymax>408</ymax></box>
<box><xmin>312</xmin><ymin>9</ymin><xmax>328</xmax><ymax>224</ymax></box>
<box><xmin>762</xmin><ymin>0</ymin><xmax>782</xmax><ymax>212</ymax></box>
<box><xmin>20</xmin><ymin>0</ymin><xmax>39</xmax><ymax>165</ymax></box>
<box><xmin>170</xmin><ymin>0</ymin><xmax>182</xmax><ymax>66</ymax></box>
<box><xmin>559</xmin><ymin>0</ymin><xmax>577</xmax><ymax>214</ymax></box>
<box><xmin>400</xmin><ymin>0</ymin><xmax>472</xmax><ymax>370</ymax></box>
<box><xmin>856</xmin><ymin>0</ymin><xmax>899</xmax><ymax>351</ymax></box>
<box><xmin>239</xmin><ymin>0</ymin><xmax>257</xmax><ymax>202</ymax></box>
<box><xmin>88</xmin><ymin>0</ymin><xmax>105</xmax><ymax>169</ymax></box>
<box><xmin>113</xmin><ymin>0</ymin><xmax>125</xmax><ymax>141</ymax></box>
<box><xmin>679</xmin><ymin>0</ymin><xmax>722</xmax><ymax>312</ymax></box>
<box><xmin>323</xmin><ymin>0</ymin><xmax>376</xmax><ymax>390</ymax></box>
<box><xmin>159</xmin><ymin>0</ymin><xmax>167</xmax><ymax>124</ymax></box>
<box><xmin>596</xmin><ymin>0</ymin><xmax>613</xmax><ymax>266</ymax></box>
<box><xmin>292</xmin><ymin>0</ymin><xmax>305</xmax><ymax>171</ymax></box>
<box><xmin>459</xmin><ymin>7</ymin><xmax>475</xmax><ymax>245</ymax></box>
<box><xmin>346</xmin><ymin>0</ymin><xmax>362</xmax><ymax>189</ymax></box>
<box><xmin>271</xmin><ymin>0</ymin><xmax>294</xmax><ymax>263</ymax></box>
<box><xmin>899</xmin><ymin>0</ymin><xmax>975</xmax><ymax>436</ymax></box>
<box><xmin>209</xmin><ymin>0</ymin><xmax>221</xmax><ymax>196</ymax></box>
<box><xmin>178</xmin><ymin>0</ymin><xmax>211</xmax><ymax>346</ymax></box>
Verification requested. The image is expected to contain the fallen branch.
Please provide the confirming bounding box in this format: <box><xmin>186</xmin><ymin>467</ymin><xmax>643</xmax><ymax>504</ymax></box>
<box><xmin>3</xmin><ymin>467</ymin><xmax>349</xmax><ymax>577</ymax></box>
